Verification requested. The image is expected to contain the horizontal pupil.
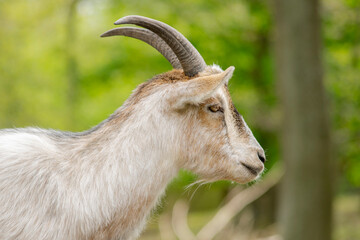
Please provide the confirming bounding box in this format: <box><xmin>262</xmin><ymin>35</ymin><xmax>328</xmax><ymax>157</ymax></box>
<box><xmin>209</xmin><ymin>106</ymin><xmax>219</xmax><ymax>112</ymax></box>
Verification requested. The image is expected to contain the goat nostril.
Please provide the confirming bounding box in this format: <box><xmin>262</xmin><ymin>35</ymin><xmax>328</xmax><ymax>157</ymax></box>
<box><xmin>257</xmin><ymin>152</ymin><xmax>266</xmax><ymax>163</ymax></box>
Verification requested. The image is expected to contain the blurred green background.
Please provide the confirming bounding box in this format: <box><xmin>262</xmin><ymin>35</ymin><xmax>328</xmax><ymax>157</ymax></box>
<box><xmin>0</xmin><ymin>0</ymin><xmax>359</xmax><ymax>239</ymax></box>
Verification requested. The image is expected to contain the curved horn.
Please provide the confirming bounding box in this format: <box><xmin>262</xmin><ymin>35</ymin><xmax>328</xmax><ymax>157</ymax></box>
<box><xmin>114</xmin><ymin>15</ymin><xmax>207</xmax><ymax>77</ymax></box>
<box><xmin>101</xmin><ymin>27</ymin><xmax>182</xmax><ymax>69</ymax></box>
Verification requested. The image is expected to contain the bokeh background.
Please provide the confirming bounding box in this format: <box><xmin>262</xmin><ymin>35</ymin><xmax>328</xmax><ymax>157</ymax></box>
<box><xmin>0</xmin><ymin>0</ymin><xmax>359</xmax><ymax>239</ymax></box>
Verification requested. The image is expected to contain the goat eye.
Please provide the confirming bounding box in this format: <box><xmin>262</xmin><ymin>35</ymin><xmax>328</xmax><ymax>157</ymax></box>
<box><xmin>208</xmin><ymin>105</ymin><xmax>222</xmax><ymax>113</ymax></box>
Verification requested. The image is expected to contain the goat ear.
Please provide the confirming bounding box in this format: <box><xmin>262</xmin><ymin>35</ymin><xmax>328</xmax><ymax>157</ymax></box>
<box><xmin>175</xmin><ymin>66</ymin><xmax>234</xmax><ymax>106</ymax></box>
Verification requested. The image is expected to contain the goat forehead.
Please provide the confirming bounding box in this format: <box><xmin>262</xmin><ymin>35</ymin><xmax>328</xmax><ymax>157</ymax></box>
<box><xmin>217</xmin><ymin>86</ymin><xmax>232</xmax><ymax>108</ymax></box>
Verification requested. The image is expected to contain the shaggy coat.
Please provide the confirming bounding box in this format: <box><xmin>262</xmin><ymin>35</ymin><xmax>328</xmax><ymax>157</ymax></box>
<box><xmin>0</xmin><ymin>63</ymin><xmax>264</xmax><ymax>240</ymax></box>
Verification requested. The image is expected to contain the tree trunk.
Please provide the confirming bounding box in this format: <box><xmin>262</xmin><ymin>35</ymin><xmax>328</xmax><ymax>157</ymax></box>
<box><xmin>273</xmin><ymin>0</ymin><xmax>333</xmax><ymax>240</ymax></box>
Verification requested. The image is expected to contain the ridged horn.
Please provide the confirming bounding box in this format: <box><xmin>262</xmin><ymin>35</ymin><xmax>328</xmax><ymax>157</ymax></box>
<box><xmin>101</xmin><ymin>27</ymin><xmax>182</xmax><ymax>69</ymax></box>
<box><xmin>114</xmin><ymin>15</ymin><xmax>207</xmax><ymax>77</ymax></box>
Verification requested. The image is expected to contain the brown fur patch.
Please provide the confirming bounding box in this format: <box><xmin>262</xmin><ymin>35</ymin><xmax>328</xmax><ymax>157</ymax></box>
<box><xmin>109</xmin><ymin>69</ymin><xmax>195</xmax><ymax>121</ymax></box>
<box><xmin>91</xmin><ymin>69</ymin><xmax>194</xmax><ymax>132</ymax></box>
<box><xmin>128</xmin><ymin>69</ymin><xmax>193</xmax><ymax>104</ymax></box>
<box><xmin>151</xmin><ymin>69</ymin><xmax>193</xmax><ymax>84</ymax></box>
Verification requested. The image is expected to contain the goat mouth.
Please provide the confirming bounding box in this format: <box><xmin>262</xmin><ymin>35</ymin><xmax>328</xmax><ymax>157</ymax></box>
<box><xmin>241</xmin><ymin>163</ymin><xmax>261</xmax><ymax>175</ymax></box>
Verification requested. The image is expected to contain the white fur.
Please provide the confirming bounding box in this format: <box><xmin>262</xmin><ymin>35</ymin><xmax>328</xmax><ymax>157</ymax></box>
<box><xmin>0</xmin><ymin>65</ymin><xmax>265</xmax><ymax>240</ymax></box>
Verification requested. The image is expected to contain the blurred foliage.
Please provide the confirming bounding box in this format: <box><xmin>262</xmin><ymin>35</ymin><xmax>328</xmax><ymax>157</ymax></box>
<box><xmin>324</xmin><ymin>0</ymin><xmax>360</xmax><ymax>188</ymax></box>
<box><xmin>0</xmin><ymin>0</ymin><xmax>359</xmax><ymax>238</ymax></box>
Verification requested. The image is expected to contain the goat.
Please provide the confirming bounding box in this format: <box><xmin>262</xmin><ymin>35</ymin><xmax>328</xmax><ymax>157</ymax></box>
<box><xmin>0</xmin><ymin>15</ymin><xmax>266</xmax><ymax>240</ymax></box>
